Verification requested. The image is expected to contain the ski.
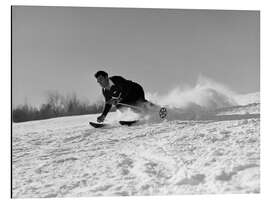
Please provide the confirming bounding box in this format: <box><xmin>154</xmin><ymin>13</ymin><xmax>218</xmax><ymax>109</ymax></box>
<box><xmin>89</xmin><ymin>120</ymin><xmax>139</xmax><ymax>128</ymax></box>
<box><xmin>89</xmin><ymin>122</ymin><xmax>108</xmax><ymax>128</ymax></box>
<box><xmin>119</xmin><ymin>120</ymin><xmax>139</xmax><ymax>126</ymax></box>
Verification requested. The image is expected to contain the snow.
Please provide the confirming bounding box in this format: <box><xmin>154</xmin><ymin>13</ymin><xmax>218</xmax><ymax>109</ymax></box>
<box><xmin>234</xmin><ymin>92</ymin><xmax>260</xmax><ymax>106</ymax></box>
<box><xmin>12</xmin><ymin>92</ymin><xmax>260</xmax><ymax>197</ymax></box>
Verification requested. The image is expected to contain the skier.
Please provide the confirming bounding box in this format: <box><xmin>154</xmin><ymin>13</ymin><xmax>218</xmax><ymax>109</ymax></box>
<box><xmin>94</xmin><ymin>70</ymin><xmax>149</xmax><ymax>123</ymax></box>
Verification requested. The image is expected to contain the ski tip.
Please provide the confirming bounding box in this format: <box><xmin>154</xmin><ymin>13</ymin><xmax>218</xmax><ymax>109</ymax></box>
<box><xmin>89</xmin><ymin>122</ymin><xmax>107</xmax><ymax>128</ymax></box>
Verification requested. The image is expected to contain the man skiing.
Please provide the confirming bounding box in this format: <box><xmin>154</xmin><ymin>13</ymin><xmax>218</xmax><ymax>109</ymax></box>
<box><xmin>94</xmin><ymin>70</ymin><xmax>149</xmax><ymax>123</ymax></box>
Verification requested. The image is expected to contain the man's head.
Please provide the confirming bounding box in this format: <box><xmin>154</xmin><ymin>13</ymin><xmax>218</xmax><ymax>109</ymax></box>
<box><xmin>94</xmin><ymin>71</ymin><xmax>109</xmax><ymax>88</ymax></box>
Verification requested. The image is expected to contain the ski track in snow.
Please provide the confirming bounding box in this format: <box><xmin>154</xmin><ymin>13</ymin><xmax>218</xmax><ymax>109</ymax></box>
<box><xmin>12</xmin><ymin>103</ymin><xmax>260</xmax><ymax>198</ymax></box>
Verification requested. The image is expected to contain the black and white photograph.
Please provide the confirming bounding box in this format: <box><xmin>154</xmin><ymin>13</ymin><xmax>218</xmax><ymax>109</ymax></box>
<box><xmin>11</xmin><ymin>6</ymin><xmax>260</xmax><ymax>198</ymax></box>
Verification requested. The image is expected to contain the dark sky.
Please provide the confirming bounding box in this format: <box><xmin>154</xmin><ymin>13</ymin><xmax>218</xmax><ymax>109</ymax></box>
<box><xmin>12</xmin><ymin>6</ymin><xmax>259</xmax><ymax>107</ymax></box>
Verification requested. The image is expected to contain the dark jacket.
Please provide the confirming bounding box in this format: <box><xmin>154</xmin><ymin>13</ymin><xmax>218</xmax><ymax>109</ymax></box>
<box><xmin>101</xmin><ymin>76</ymin><xmax>146</xmax><ymax>116</ymax></box>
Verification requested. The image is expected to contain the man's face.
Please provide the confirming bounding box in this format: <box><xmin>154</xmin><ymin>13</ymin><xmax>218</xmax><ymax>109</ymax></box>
<box><xmin>96</xmin><ymin>75</ymin><xmax>109</xmax><ymax>88</ymax></box>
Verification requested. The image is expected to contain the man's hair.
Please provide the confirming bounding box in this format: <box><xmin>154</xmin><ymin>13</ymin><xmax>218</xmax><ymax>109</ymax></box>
<box><xmin>94</xmin><ymin>70</ymin><xmax>108</xmax><ymax>78</ymax></box>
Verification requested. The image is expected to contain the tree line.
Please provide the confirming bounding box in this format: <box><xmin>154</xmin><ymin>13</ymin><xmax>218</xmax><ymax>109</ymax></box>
<box><xmin>13</xmin><ymin>92</ymin><xmax>105</xmax><ymax>123</ymax></box>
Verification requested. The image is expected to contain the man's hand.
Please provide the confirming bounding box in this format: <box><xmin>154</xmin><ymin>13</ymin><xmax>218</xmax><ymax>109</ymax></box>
<box><xmin>106</xmin><ymin>97</ymin><xmax>121</xmax><ymax>105</ymax></box>
<box><xmin>97</xmin><ymin>115</ymin><xmax>106</xmax><ymax>123</ymax></box>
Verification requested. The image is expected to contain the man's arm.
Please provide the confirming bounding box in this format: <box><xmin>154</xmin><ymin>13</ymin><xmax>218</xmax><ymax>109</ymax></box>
<box><xmin>101</xmin><ymin>103</ymin><xmax>112</xmax><ymax>117</ymax></box>
<box><xmin>101</xmin><ymin>89</ymin><xmax>112</xmax><ymax>117</ymax></box>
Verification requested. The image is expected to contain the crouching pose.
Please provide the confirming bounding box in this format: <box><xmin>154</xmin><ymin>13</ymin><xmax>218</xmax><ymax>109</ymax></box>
<box><xmin>94</xmin><ymin>70</ymin><xmax>150</xmax><ymax>123</ymax></box>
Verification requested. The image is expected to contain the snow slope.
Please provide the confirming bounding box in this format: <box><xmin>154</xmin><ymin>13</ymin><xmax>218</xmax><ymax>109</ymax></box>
<box><xmin>12</xmin><ymin>93</ymin><xmax>260</xmax><ymax>197</ymax></box>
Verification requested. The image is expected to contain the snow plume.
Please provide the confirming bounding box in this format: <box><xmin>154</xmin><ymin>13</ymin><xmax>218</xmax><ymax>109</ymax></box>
<box><xmin>145</xmin><ymin>76</ymin><xmax>239</xmax><ymax>121</ymax></box>
<box><xmin>147</xmin><ymin>76</ymin><xmax>238</xmax><ymax>111</ymax></box>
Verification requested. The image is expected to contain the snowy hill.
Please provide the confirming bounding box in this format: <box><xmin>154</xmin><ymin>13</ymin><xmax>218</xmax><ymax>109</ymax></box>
<box><xmin>234</xmin><ymin>92</ymin><xmax>260</xmax><ymax>106</ymax></box>
<box><xmin>12</xmin><ymin>93</ymin><xmax>260</xmax><ymax>197</ymax></box>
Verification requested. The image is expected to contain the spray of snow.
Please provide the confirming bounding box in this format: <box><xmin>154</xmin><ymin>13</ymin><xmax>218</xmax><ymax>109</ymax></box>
<box><xmin>143</xmin><ymin>76</ymin><xmax>244</xmax><ymax>121</ymax></box>
<box><xmin>106</xmin><ymin>108</ymin><xmax>140</xmax><ymax>123</ymax></box>
<box><xmin>147</xmin><ymin>76</ymin><xmax>238</xmax><ymax>110</ymax></box>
